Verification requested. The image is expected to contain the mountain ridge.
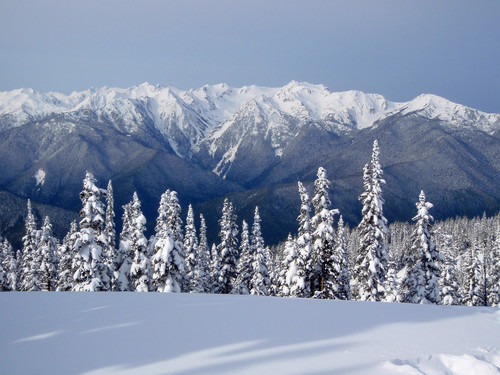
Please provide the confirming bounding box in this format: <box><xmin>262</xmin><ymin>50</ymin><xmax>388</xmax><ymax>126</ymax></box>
<box><xmin>0</xmin><ymin>81</ymin><xmax>499</xmax><ymax>245</ymax></box>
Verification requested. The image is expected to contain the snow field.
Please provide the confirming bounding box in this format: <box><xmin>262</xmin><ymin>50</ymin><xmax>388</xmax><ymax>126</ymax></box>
<box><xmin>0</xmin><ymin>292</ymin><xmax>498</xmax><ymax>375</ymax></box>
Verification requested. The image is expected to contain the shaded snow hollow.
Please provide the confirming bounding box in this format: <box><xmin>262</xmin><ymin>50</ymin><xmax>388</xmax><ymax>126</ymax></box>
<box><xmin>0</xmin><ymin>293</ymin><xmax>499</xmax><ymax>375</ymax></box>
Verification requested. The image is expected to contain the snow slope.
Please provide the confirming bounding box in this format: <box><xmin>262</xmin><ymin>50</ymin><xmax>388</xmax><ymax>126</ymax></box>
<box><xmin>1</xmin><ymin>293</ymin><xmax>499</xmax><ymax>375</ymax></box>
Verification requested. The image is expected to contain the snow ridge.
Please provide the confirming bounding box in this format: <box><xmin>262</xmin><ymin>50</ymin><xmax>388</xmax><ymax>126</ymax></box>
<box><xmin>0</xmin><ymin>82</ymin><xmax>498</xmax><ymax>161</ymax></box>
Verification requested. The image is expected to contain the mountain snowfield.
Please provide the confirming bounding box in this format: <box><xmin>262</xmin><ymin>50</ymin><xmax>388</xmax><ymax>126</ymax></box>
<box><xmin>1</xmin><ymin>293</ymin><xmax>499</xmax><ymax>375</ymax></box>
<box><xmin>1</xmin><ymin>81</ymin><xmax>498</xmax><ymax>164</ymax></box>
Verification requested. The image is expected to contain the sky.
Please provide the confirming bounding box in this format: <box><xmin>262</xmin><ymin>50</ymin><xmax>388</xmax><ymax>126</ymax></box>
<box><xmin>0</xmin><ymin>0</ymin><xmax>499</xmax><ymax>113</ymax></box>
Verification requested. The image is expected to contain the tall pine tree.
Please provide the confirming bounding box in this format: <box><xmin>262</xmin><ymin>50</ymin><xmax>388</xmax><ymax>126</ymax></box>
<box><xmin>129</xmin><ymin>193</ymin><xmax>150</xmax><ymax>292</ymax></box>
<box><xmin>353</xmin><ymin>140</ymin><xmax>388</xmax><ymax>301</ymax></box>
<box><xmin>72</xmin><ymin>172</ymin><xmax>108</xmax><ymax>291</ymax></box>
<box><xmin>249</xmin><ymin>207</ymin><xmax>270</xmax><ymax>296</ymax></box>
<box><xmin>216</xmin><ymin>198</ymin><xmax>239</xmax><ymax>294</ymax></box>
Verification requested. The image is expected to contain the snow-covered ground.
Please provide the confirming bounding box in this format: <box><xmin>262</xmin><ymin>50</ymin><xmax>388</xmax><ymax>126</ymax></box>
<box><xmin>1</xmin><ymin>293</ymin><xmax>499</xmax><ymax>375</ymax></box>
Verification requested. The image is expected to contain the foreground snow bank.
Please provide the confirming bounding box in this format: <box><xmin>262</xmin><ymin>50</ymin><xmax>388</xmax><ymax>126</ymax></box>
<box><xmin>0</xmin><ymin>293</ymin><xmax>499</xmax><ymax>374</ymax></box>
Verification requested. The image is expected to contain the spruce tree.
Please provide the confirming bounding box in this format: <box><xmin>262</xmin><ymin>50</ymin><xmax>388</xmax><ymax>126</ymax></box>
<box><xmin>278</xmin><ymin>234</ymin><xmax>298</xmax><ymax>297</ymax></box>
<box><xmin>72</xmin><ymin>172</ymin><xmax>108</xmax><ymax>291</ymax></box>
<box><xmin>167</xmin><ymin>191</ymin><xmax>186</xmax><ymax>291</ymax></box>
<box><xmin>20</xmin><ymin>200</ymin><xmax>42</xmax><ymax>291</ymax></box>
<box><xmin>57</xmin><ymin>220</ymin><xmax>78</xmax><ymax>291</ymax></box>
<box><xmin>0</xmin><ymin>238</ymin><xmax>5</xmax><ymax>291</ymax></box>
<box><xmin>2</xmin><ymin>239</ymin><xmax>17</xmax><ymax>291</ymax></box>
<box><xmin>353</xmin><ymin>140</ymin><xmax>388</xmax><ymax>301</ymax></box>
<box><xmin>440</xmin><ymin>235</ymin><xmax>463</xmax><ymax>305</ymax></box>
<box><xmin>487</xmin><ymin>224</ymin><xmax>500</xmax><ymax>306</ymax></box>
<box><xmin>216</xmin><ymin>198</ymin><xmax>239</xmax><ymax>294</ymax></box>
<box><xmin>113</xmin><ymin>202</ymin><xmax>133</xmax><ymax>291</ymax></box>
<box><xmin>103</xmin><ymin>180</ymin><xmax>116</xmax><ymax>290</ymax></box>
<box><xmin>249</xmin><ymin>207</ymin><xmax>270</xmax><ymax>296</ymax></box>
<box><xmin>336</xmin><ymin>216</ymin><xmax>351</xmax><ymax>300</ymax></box>
<box><xmin>184</xmin><ymin>204</ymin><xmax>198</xmax><ymax>292</ymax></box>
<box><xmin>129</xmin><ymin>193</ymin><xmax>150</xmax><ymax>292</ymax></box>
<box><xmin>234</xmin><ymin>220</ymin><xmax>252</xmax><ymax>295</ymax></box>
<box><xmin>38</xmin><ymin>216</ymin><xmax>59</xmax><ymax>291</ymax></box>
<box><xmin>294</xmin><ymin>182</ymin><xmax>313</xmax><ymax>298</ymax></box>
<box><xmin>151</xmin><ymin>190</ymin><xmax>184</xmax><ymax>293</ymax></box>
<box><xmin>192</xmin><ymin>214</ymin><xmax>210</xmax><ymax>293</ymax></box>
<box><xmin>311</xmin><ymin>167</ymin><xmax>339</xmax><ymax>298</ymax></box>
<box><xmin>462</xmin><ymin>243</ymin><xmax>485</xmax><ymax>306</ymax></box>
<box><xmin>210</xmin><ymin>243</ymin><xmax>221</xmax><ymax>293</ymax></box>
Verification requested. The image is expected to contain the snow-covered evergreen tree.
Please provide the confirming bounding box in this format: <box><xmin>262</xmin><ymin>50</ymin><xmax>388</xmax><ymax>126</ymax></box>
<box><xmin>183</xmin><ymin>204</ymin><xmax>198</xmax><ymax>292</ymax></box>
<box><xmin>210</xmin><ymin>243</ymin><xmax>221</xmax><ymax>293</ymax></box>
<box><xmin>167</xmin><ymin>191</ymin><xmax>186</xmax><ymax>291</ymax></box>
<box><xmin>38</xmin><ymin>216</ymin><xmax>59</xmax><ymax>291</ymax></box>
<box><xmin>487</xmin><ymin>224</ymin><xmax>500</xmax><ymax>306</ymax></box>
<box><xmin>311</xmin><ymin>167</ymin><xmax>339</xmax><ymax>298</ymax></box>
<box><xmin>1</xmin><ymin>238</ymin><xmax>17</xmax><ymax>291</ymax></box>
<box><xmin>113</xmin><ymin>202</ymin><xmax>133</xmax><ymax>291</ymax></box>
<box><xmin>293</xmin><ymin>181</ymin><xmax>313</xmax><ymax>298</ymax></box>
<box><xmin>216</xmin><ymin>198</ymin><xmax>239</xmax><ymax>294</ymax></box>
<box><xmin>352</xmin><ymin>140</ymin><xmax>388</xmax><ymax>302</ymax></box>
<box><xmin>418</xmin><ymin>192</ymin><xmax>441</xmax><ymax>304</ymax></box>
<box><xmin>20</xmin><ymin>199</ymin><xmax>41</xmax><ymax>291</ymax></box>
<box><xmin>462</xmin><ymin>242</ymin><xmax>486</xmax><ymax>306</ymax></box>
<box><xmin>102</xmin><ymin>180</ymin><xmax>116</xmax><ymax>290</ymax></box>
<box><xmin>336</xmin><ymin>216</ymin><xmax>351</xmax><ymax>300</ymax></box>
<box><xmin>129</xmin><ymin>193</ymin><xmax>150</xmax><ymax>292</ymax></box>
<box><xmin>191</xmin><ymin>214</ymin><xmax>210</xmax><ymax>293</ymax></box>
<box><xmin>234</xmin><ymin>220</ymin><xmax>252</xmax><ymax>295</ymax></box>
<box><xmin>439</xmin><ymin>235</ymin><xmax>463</xmax><ymax>305</ymax></box>
<box><xmin>151</xmin><ymin>190</ymin><xmax>184</xmax><ymax>293</ymax></box>
<box><xmin>57</xmin><ymin>220</ymin><xmax>78</xmax><ymax>291</ymax></box>
<box><xmin>72</xmin><ymin>172</ymin><xmax>108</xmax><ymax>292</ymax></box>
<box><xmin>278</xmin><ymin>234</ymin><xmax>298</xmax><ymax>297</ymax></box>
<box><xmin>249</xmin><ymin>207</ymin><xmax>270</xmax><ymax>296</ymax></box>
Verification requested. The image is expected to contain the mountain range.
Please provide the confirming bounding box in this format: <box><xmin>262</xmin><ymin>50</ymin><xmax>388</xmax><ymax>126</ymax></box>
<box><xmin>0</xmin><ymin>81</ymin><xmax>499</xmax><ymax>246</ymax></box>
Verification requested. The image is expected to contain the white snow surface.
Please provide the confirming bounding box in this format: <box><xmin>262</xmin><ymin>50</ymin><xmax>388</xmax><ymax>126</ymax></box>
<box><xmin>1</xmin><ymin>293</ymin><xmax>499</xmax><ymax>375</ymax></box>
<box><xmin>34</xmin><ymin>168</ymin><xmax>46</xmax><ymax>186</ymax></box>
<box><xmin>1</xmin><ymin>82</ymin><xmax>497</xmax><ymax>134</ymax></box>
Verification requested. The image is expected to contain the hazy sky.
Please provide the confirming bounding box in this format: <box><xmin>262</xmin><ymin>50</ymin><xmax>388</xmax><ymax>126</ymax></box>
<box><xmin>1</xmin><ymin>0</ymin><xmax>499</xmax><ymax>112</ymax></box>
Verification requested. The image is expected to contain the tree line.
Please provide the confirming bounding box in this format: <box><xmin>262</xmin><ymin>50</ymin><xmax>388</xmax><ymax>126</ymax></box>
<box><xmin>0</xmin><ymin>140</ymin><xmax>498</xmax><ymax>307</ymax></box>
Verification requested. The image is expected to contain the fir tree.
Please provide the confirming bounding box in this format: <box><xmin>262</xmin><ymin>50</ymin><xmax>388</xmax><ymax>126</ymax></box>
<box><xmin>151</xmin><ymin>190</ymin><xmax>184</xmax><ymax>293</ymax></box>
<box><xmin>38</xmin><ymin>216</ymin><xmax>59</xmax><ymax>291</ymax></box>
<box><xmin>167</xmin><ymin>191</ymin><xmax>186</xmax><ymax>291</ymax></box>
<box><xmin>487</xmin><ymin>224</ymin><xmax>500</xmax><ymax>306</ymax></box>
<box><xmin>216</xmin><ymin>198</ymin><xmax>239</xmax><ymax>294</ymax></box>
<box><xmin>440</xmin><ymin>235</ymin><xmax>463</xmax><ymax>305</ymax></box>
<box><xmin>462</xmin><ymin>243</ymin><xmax>486</xmax><ymax>306</ymax></box>
<box><xmin>278</xmin><ymin>234</ymin><xmax>298</xmax><ymax>297</ymax></box>
<box><xmin>20</xmin><ymin>199</ymin><xmax>41</xmax><ymax>291</ymax></box>
<box><xmin>2</xmin><ymin>239</ymin><xmax>17</xmax><ymax>291</ymax></box>
<box><xmin>293</xmin><ymin>181</ymin><xmax>313</xmax><ymax>298</ymax></box>
<box><xmin>192</xmin><ymin>214</ymin><xmax>210</xmax><ymax>293</ymax></box>
<box><xmin>57</xmin><ymin>220</ymin><xmax>78</xmax><ymax>291</ymax></box>
<box><xmin>184</xmin><ymin>204</ymin><xmax>198</xmax><ymax>292</ymax></box>
<box><xmin>103</xmin><ymin>180</ymin><xmax>116</xmax><ymax>290</ymax></box>
<box><xmin>353</xmin><ymin>140</ymin><xmax>388</xmax><ymax>302</ymax></box>
<box><xmin>336</xmin><ymin>216</ymin><xmax>351</xmax><ymax>300</ymax></box>
<box><xmin>249</xmin><ymin>207</ymin><xmax>270</xmax><ymax>296</ymax></box>
<box><xmin>234</xmin><ymin>220</ymin><xmax>252</xmax><ymax>295</ymax></box>
<box><xmin>113</xmin><ymin>202</ymin><xmax>133</xmax><ymax>291</ymax></box>
<box><xmin>72</xmin><ymin>172</ymin><xmax>108</xmax><ymax>291</ymax></box>
<box><xmin>210</xmin><ymin>243</ymin><xmax>221</xmax><ymax>293</ymax></box>
<box><xmin>129</xmin><ymin>193</ymin><xmax>150</xmax><ymax>292</ymax></box>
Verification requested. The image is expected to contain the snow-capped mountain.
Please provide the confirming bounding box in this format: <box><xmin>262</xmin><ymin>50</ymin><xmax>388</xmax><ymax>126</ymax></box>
<box><xmin>1</xmin><ymin>80</ymin><xmax>497</xmax><ymax>171</ymax></box>
<box><xmin>0</xmin><ymin>81</ymin><xmax>499</xmax><ymax>245</ymax></box>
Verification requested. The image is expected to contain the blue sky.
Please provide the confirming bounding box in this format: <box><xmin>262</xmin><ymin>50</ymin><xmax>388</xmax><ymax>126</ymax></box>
<box><xmin>1</xmin><ymin>0</ymin><xmax>499</xmax><ymax>112</ymax></box>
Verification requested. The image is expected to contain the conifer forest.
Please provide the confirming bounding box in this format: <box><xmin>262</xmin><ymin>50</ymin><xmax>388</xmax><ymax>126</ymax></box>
<box><xmin>1</xmin><ymin>140</ymin><xmax>499</xmax><ymax>308</ymax></box>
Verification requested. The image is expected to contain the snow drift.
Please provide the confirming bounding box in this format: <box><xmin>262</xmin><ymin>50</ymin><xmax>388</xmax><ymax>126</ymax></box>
<box><xmin>0</xmin><ymin>293</ymin><xmax>499</xmax><ymax>374</ymax></box>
